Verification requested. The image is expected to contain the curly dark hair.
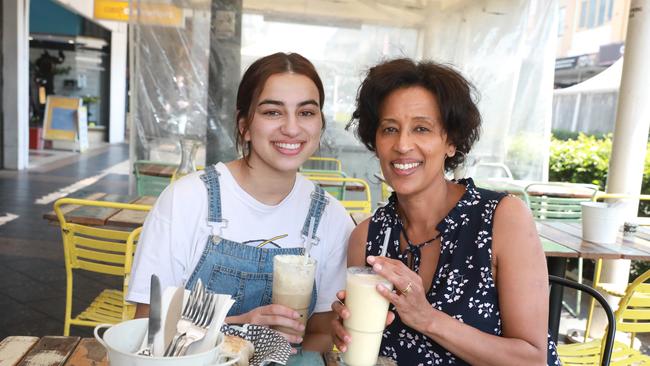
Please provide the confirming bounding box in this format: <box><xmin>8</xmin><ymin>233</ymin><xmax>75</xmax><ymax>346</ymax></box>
<box><xmin>348</xmin><ymin>58</ymin><xmax>481</xmax><ymax>171</ymax></box>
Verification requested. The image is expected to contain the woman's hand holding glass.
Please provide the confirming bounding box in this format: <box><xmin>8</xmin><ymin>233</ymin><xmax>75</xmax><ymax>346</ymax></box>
<box><xmin>367</xmin><ymin>255</ymin><xmax>436</xmax><ymax>334</ymax></box>
<box><xmin>228</xmin><ymin>304</ymin><xmax>305</xmax><ymax>344</ymax></box>
<box><xmin>330</xmin><ymin>289</ymin><xmax>395</xmax><ymax>353</ymax></box>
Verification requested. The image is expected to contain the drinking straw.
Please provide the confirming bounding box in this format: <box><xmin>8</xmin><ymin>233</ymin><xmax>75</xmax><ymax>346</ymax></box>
<box><xmin>380</xmin><ymin>227</ymin><xmax>392</xmax><ymax>257</ymax></box>
<box><xmin>304</xmin><ymin>216</ymin><xmax>316</xmax><ymax>264</ymax></box>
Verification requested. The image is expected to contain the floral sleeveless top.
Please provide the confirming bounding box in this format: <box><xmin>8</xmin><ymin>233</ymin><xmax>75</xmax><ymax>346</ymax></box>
<box><xmin>366</xmin><ymin>178</ymin><xmax>561</xmax><ymax>365</ymax></box>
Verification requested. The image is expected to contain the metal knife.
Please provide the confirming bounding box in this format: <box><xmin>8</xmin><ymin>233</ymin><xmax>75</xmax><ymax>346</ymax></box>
<box><xmin>145</xmin><ymin>274</ymin><xmax>162</xmax><ymax>356</ymax></box>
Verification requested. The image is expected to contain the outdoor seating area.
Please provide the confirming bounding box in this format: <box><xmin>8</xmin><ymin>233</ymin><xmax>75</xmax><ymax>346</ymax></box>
<box><xmin>1</xmin><ymin>143</ymin><xmax>646</xmax><ymax>364</ymax></box>
<box><xmin>2</xmin><ymin>0</ymin><xmax>650</xmax><ymax>364</ymax></box>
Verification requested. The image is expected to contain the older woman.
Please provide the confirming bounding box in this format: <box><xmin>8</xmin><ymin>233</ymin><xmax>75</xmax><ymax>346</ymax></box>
<box><xmin>332</xmin><ymin>59</ymin><xmax>560</xmax><ymax>365</ymax></box>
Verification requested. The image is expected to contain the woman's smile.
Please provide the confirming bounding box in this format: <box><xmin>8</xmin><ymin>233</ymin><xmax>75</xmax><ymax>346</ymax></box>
<box><xmin>391</xmin><ymin>159</ymin><xmax>423</xmax><ymax>175</ymax></box>
<box><xmin>273</xmin><ymin>141</ymin><xmax>304</xmax><ymax>156</ymax></box>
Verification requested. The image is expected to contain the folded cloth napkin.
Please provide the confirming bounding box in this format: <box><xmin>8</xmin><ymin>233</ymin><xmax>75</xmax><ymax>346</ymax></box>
<box><xmin>221</xmin><ymin>324</ymin><xmax>291</xmax><ymax>366</ymax></box>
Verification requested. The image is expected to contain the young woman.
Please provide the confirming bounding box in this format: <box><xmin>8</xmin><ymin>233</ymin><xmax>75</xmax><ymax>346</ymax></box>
<box><xmin>127</xmin><ymin>52</ymin><xmax>354</xmax><ymax>351</ymax></box>
<box><xmin>331</xmin><ymin>58</ymin><xmax>560</xmax><ymax>365</ymax></box>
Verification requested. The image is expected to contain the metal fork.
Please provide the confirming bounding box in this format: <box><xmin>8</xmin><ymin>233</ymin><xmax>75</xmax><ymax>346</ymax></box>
<box><xmin>164</xmin><ymin>279</ymin><xmax>216</xmax><ymax>357</ymax></box>
<box><xmin>174</xmin><ymin>293</ymin><xmax>216</xmax><ymax>356</ymax></box>
<box><xmin>163</xmin><ymin>279</ymin><xmax>204</xmax><ymax>356</ymax></box>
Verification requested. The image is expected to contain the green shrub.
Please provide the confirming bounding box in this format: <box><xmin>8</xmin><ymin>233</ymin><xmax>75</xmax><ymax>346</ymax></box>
<box><xmin>549</xmin><ymin>133</ymin><xmax>612</xmax><ymax>189</ymax></box>
<box><xmin>549</xmin><ymin>132</ymin><xmax>650</xmax><ymax>200</ymax></box>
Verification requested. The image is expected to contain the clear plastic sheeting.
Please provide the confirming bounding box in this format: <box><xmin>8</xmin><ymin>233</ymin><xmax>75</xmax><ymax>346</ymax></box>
<box><xmin>130</xmin><ymin>0</ymin><xmax>558</xmax><ymax>203</ymax></box>
<box><xmin>420</xmin><ymin>0</ymin><xmax>557</xmax><ymax>180</ymax></box>
<box><xmin>130</xmin><ymin>0</ymin><xmax>213</xmax><ymax>165</ymax></box>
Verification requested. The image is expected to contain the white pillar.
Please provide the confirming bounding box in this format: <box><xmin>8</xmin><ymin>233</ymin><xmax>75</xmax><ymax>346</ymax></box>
<box><xmin>2</xmin><ymin>0</ymin><xmax>30</xmax><ymax>170</ymax></box>
<box><xmin>108</xmin><ymin>24</ymin><xmax>127</xmax><ymax>143</ymax></box>
<box><xmin>601</xmin><ymin>0</ymin><xmax>650</xmax><ymax>291</ymax></box>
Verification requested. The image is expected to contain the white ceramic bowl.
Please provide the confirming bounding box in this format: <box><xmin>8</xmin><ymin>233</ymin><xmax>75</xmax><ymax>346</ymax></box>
<box><xmin>94</xmin><ymin>318</ymin><xmax>237</xmax><ymax>366</ymax></box>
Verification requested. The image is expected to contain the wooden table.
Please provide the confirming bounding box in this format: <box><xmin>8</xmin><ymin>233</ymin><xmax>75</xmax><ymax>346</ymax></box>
<box><xmin>539</xmin><ymin>221</ymin><xmax>650</xmax><ymax>342</ymax></box>
<box><xmin>477</xmin><ymin>179</ymin><xmax>597</xmax><ymax>199</ymax></box>
<box><xmin>136</xmin><ymin>163</ymin><xmax>177</xmax><ymax>178</ymax></box>
<box><xmin>43</xmin><ymin>193</ymin><xmax>156</xmax><ymax>228</ymax></box>
<box><xmin>45</xmin><ymin>194</ymin><xmax>367</xmax><ymax>228</ymax></box>
<box><xmin>0</xmin><ymin>336</ymin><xmax>107</xmax><ymax>366</ymax></box>
<box><xmin>0</xmin><ymin>336</ymin><xmax>394</xmax><ymax>366</ymax></box>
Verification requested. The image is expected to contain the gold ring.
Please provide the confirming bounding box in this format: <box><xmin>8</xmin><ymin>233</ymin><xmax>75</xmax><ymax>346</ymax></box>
<box><xmin>401</xmin><ymin>282</ymin><xmax>413</xmax><ymax>295</ymax></box>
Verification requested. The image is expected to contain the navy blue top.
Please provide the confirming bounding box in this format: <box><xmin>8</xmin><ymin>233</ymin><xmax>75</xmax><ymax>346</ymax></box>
<box><xmin>365</xmin><ymin>178</ymin><xmax>561</xmax><ymax>365</ymax></box>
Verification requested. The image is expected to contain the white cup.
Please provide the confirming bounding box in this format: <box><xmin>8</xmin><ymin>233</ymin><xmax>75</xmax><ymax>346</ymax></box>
<box><xmin>343</xmin><ymin>267</ymin><xmax>393</xmax><ymax>366</ymax></box>
<box><xmin>581</xmin><ymin>202</ymin><xmax>621</xmax><ymax>244</ymax></box>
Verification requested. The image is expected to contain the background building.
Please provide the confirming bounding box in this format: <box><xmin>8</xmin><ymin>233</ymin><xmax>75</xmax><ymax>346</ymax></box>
<box><xmin>555</xmin><ymin>0</ymin><xmax>629</xmax><ymax>88</ymax></box>
<box><xmin>552</xmin><ymin>0</ymin><xmax>631</xmax><ymax>135</ymax></box>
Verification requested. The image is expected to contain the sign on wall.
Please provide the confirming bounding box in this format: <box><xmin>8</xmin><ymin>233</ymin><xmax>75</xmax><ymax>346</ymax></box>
<box><xmin>94</xmin><ymin>0</ymin><xmax>184</xmax><ymax>27</ymax></box>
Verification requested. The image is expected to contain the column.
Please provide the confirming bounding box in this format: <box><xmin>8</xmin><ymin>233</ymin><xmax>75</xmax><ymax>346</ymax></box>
<box><xmin>2</xmin><ymin>0</ymin><xmax>30</xmax><ymax>169</ymax></box>
<box><xmin>205</xmin><ymin>0</ymin><xmax>242</xmax><ymax>164</ymax></box>
<box><xmin>601</xmin><ymin>0</ymin><xmax>650</xmax><ymax>300</ymax></box>
<box><xmin>108</xmin><ymin>23</ymin><xmax>128</xmax><ymax>143</ymax></box>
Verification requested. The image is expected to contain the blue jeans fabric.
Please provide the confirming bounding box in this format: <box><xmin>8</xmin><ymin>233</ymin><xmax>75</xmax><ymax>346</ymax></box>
<box><xmin>186</xmin><ymin>165</ymin><xmax>328</xmax><ymax>317</ymax></box>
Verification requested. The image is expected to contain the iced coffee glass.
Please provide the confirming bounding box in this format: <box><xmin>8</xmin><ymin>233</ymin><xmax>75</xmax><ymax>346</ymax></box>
<box><xmin>343</xmin><ymin>266</ymin><xmax>393</xmax><ymax>366</ymax></box>
<box><xmin>272</xmin><ymin>254</ymin><xmax>317</xmax><ymax>337</ymax></box>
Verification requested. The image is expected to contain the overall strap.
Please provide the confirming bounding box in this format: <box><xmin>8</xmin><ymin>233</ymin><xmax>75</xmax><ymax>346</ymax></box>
<box><xmin>301</xmin><ymin>185</ymin><xmax>329</xmax><ymax>246</ymax></box>
<box><xmin>200</xmin><ymin>165</ymin><xmax>228</xmax><ymax>234</ymax></box>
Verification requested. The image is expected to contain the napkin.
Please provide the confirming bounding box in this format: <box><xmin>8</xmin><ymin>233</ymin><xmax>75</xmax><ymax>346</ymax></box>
<box><xmin>221</xmin><ymin>324</ymin><xmax>291</xmax><ymax>366</ymax></box>
<box><xmin>154</xmin><ymin>286</ymin><xmax>235</xmax><ymax>357</ymax></box>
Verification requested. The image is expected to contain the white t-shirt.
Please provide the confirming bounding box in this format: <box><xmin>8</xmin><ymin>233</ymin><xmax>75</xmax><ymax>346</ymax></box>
<box><xmin>127</xmin><ymin>162</ymin><xmax>354</xmax><ymax>313</ymax></box>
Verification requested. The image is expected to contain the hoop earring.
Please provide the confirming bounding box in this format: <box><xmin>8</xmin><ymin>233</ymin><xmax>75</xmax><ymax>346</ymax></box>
<box><xmin>445</xmin><ymin>150</ymin><xmax>463</xmax><ymax>159</ymax></box>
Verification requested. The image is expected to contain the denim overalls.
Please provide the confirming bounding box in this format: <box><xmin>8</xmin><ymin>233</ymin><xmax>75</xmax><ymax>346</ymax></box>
<box><xmin>185</xmin><ymin>165</ymin><xmax>328</xmax><ymax>318</ymax></box>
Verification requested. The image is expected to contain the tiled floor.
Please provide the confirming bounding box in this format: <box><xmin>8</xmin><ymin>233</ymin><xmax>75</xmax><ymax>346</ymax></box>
<box><xmin>0</xmin><ymin>143</ymin><xmax>130</xmax><ymax>339</ymax></box>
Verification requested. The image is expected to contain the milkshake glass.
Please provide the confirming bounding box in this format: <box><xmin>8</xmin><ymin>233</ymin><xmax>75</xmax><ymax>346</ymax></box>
<box><xmin>272</xmin><ymin>254</ymin><xmax>317</xmax><ymax>337</ymax></box>
<box><xmin>343</xmin><ymin>266</ymin><xmax>393</xmax><ymax>366</ymax></box>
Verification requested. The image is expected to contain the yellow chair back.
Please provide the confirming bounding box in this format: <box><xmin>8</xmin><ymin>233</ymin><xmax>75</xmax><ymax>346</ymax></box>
<box><xmin>615</xmin><ymin>270</ymin><xmax>650</xmax><ymax>335</ymax></box>
<box><xmin>307</xmin><ymin>176</ymin><xmax>372</xmax><ymax>214</ymax></box>
<box><xmin>561</xmin><ymin>270</ymin><xmax>650</xmax><ymax>365</ymax></box>
<box><xmin>54</xmin><ymin>198</ymin><xmax>150</xmax><ymax>335</ymax></box>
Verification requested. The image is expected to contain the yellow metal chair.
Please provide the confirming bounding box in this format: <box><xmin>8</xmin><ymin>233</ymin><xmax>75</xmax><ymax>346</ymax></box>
<box><xmin>371</xmin><ymin>173</ymin><xmax>393</xmax><ymax>205</ymax></box>
<box><xmin>307</xmin><ymin>176</ymin><xmax>372</xmax><ymax>214</ymax></box>
<box><xmin>54</xmin><ymin>198</ymin><xmax>150</xmax><ymax>335</ymax></box>
<box><xmin>584</xmin><ymin>193</ymin><xmax>650</xmax><ymax>343</ymax></box>
<box><xmin>550</xmin><ymin>275</ymin><xmax>615</xmax><ymax>366</ymax></box>
<box><xmin>559</xmin><ymin>269</ymin><xmax>650</xmax><ymax>365</ymax></box>
<box><xmin>300</xmin><ymin>157</ymin><xmax>348</xmax><ymax>199</ymax></box>
<box><xmin>302</xmin><ymin>171</ymin><xmax>348</xmax><ymax>200</ymax></box>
